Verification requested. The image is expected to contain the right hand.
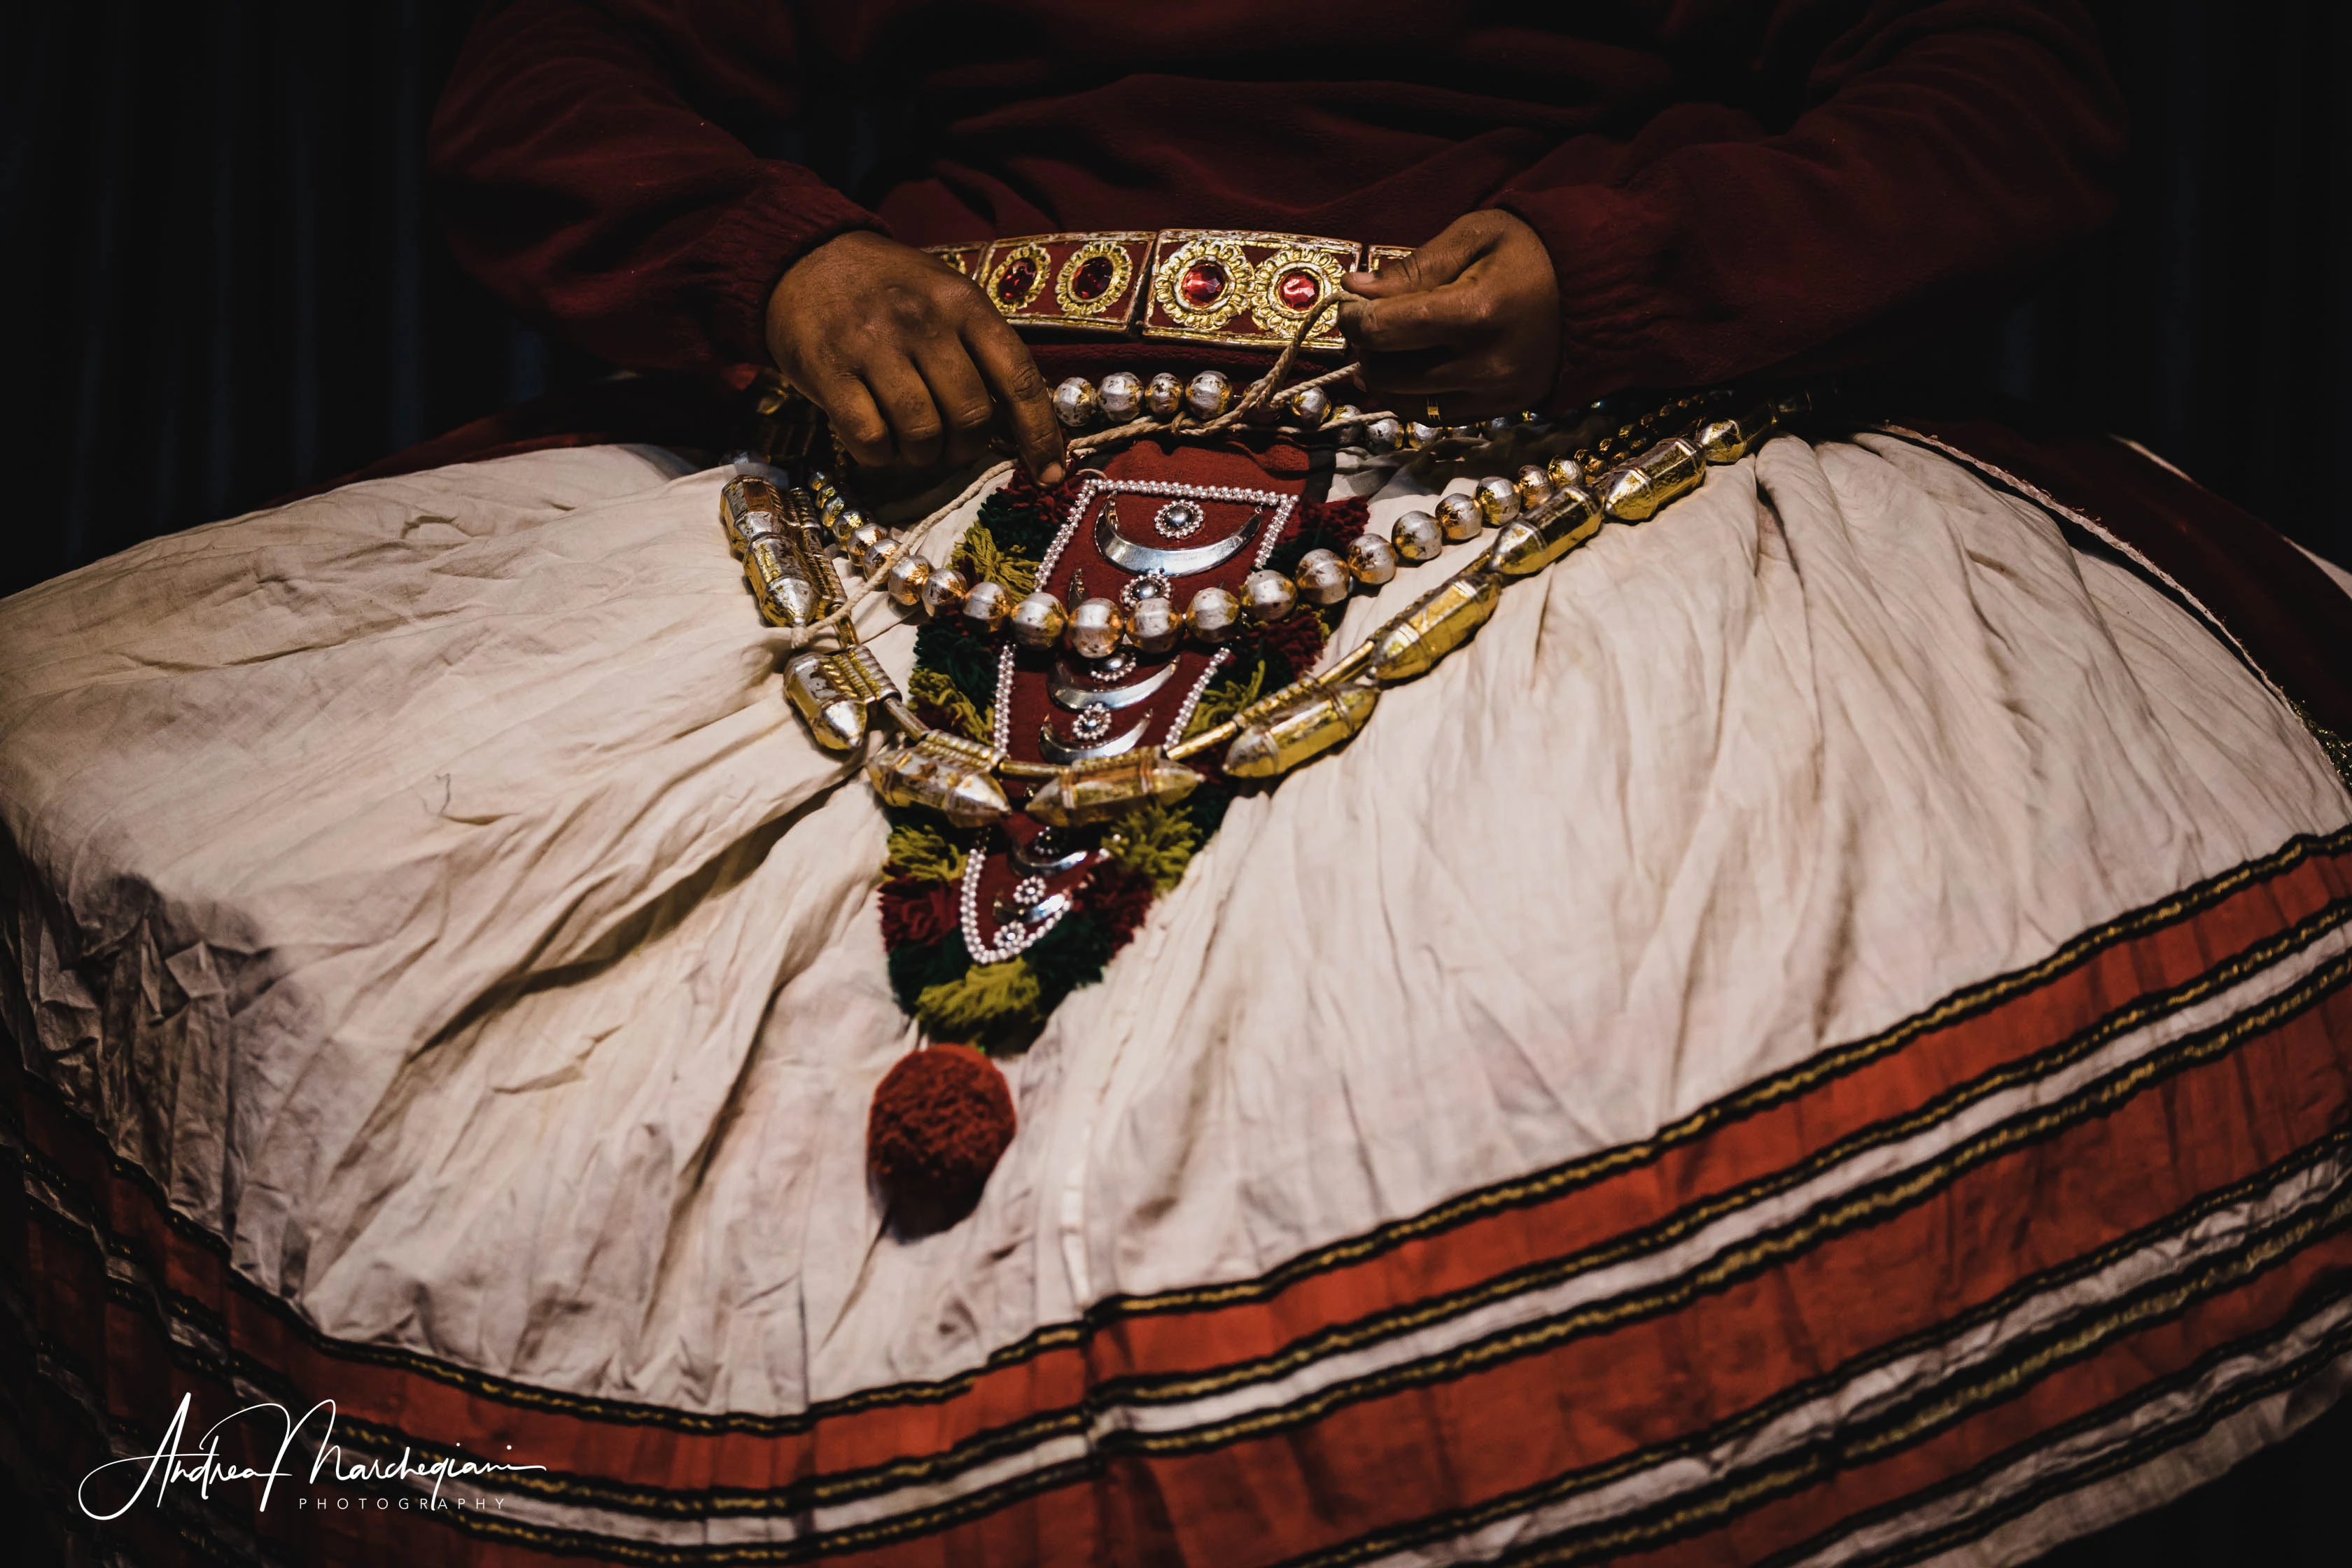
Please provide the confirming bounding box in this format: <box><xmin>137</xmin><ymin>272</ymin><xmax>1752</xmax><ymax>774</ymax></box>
<box><xmin>764</xmin><ymin>231</ymin><xmax>1066</xmax><ymax>484</ymax></box>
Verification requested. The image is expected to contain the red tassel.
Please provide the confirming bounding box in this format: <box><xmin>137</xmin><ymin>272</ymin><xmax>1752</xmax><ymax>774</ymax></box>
<box><xmin>867</xmin><ymin>1044</ymin><xmax>1016</xmax><ymax>1222</ymax></box>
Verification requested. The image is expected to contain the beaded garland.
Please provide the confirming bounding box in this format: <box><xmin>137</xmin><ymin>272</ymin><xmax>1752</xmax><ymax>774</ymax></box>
<box><xmin>727</xmin><ymin>348</ymin><xmax>1828</xmax><ymax>1213</ymax></box>
<box><xmin>875</xmin><ymin>470</ymin><xmax>1368</xmax><ymax>1049</ymax></box>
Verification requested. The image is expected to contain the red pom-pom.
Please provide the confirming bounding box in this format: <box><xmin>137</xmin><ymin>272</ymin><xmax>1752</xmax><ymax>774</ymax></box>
<box><xmin>867</xmin><ymin>1045</ymin><xmax>1016</xmax><ymax>1224</ymax></box>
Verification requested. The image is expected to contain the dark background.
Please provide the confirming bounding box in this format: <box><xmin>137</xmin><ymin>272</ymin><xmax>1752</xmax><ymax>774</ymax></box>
<box><xmin>3</xmin><ymin>0</ymin><xmax>2347</xmax><ymax>601</ymax></box>
<box><xmin>1</xmin><ymin>5</ymin><xmax>2349</xmax><ymax>1560</ymax></box>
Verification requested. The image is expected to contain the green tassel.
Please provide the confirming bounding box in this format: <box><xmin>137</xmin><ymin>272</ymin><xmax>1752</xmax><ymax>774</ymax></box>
<box><xmin>1105</xmin><ymin>799</ymin><xmax>1201</xmax><ymax>892</ymax></box>
<box><xmin>1023</xmin><ymin>911</ymin><xmax>1120</xmax><ymax>1004</ymax></box>
<box><xmin>889</xmin><ymin>936</ymin><xmax>972</xmax><ymax>1015</ymax></box>
<box><xmin>914</xmin><ymin>623</ymin><xmax>1000</xmax><ymax>710</ymax></box>
<box><xmin>978</xmin><ymin>488</ymin><xmax>1060</xmax><ymax>557</ymax></box>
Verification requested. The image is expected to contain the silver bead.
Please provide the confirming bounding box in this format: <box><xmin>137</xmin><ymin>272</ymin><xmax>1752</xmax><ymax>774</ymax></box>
<box><xmin>1294</xmin><ymin>548</ymin><xmax>1351</xmax><ymax>606</ymax></box>
<box><xmin>1331</xmin><ymin>403</ymin><xmax>1362</xmax><ymax>424</ymax></box>
<box><xmin>1052</xmin><ymin>377</ymin><xmax>1101</xmax><ymax>429</ymax></box>
<box><xmin>1186</xmin><ymin>586</ymin><xmax>1242</xmax><ymax>644</ymax></box>
<box><xmin>1473</xmin><ymin>475</ymin><xmax>1522</xmax><ymax>527</ymax></box>
<box><xmin>804</xmin><ymin>468</ymin><xmax>832</xmax><ymax>494</ymax></box>
<box><xmin>1288</xmin><ymin>385</ymin><xmax>1330</xmax><ymax>426</ymax></box>
<box><xmin>846</xmin><ymin>521</ymin><xmax>890</xmax><ymax>573</ymax></box>
<box><xmin>1099</xmin><ymin>371</ymin><xmax>1144</xmax><ymax>421</ymax></box>
<box><xmin>1185</xmin><ymin>370</ymin><xmax>1232</xmax><ymax>420</ymax></box>
<box><xmin>1363</xmin><ymin>415</ymin><xmax>1404</xmax><ymax>453</ymax></box>
<box><xmin>820</xmin><ymin>492</ymin><xmax>847</xmax><ymax>530</ymax></box>
<box><xmin>1485</xmin><ymin>416</ymin><xmax>1516</xmax><ymax>441</ymax></box>
<box><xmin>1345</xmin><ymin>532</ymin><xmax>1399</xmax><ymax>585</ymax></box>
<box><xmin>1008</xmin><ymin>589</ymin><xmax>1068</xmax><ymax>650</ymax></box>
<box><xmin>922</xmin><ymin>564</ymin><xmax>971</xmax><ymax>617</ymax></box>
<box><xmin>962</xmin><ymin>578</ymin><xmax>1011</xmax><ymax>634</ymax></box>
<box><xmin>1514</xmin><ymin>465</ymin><xmax>1557</xmax><ymax>513</ymax></box>
<box><xmin>1392</xmin><ymin>509</ymin><xmax>1444</xmax><ymax>562</ymax></box>
<box><xmin>1546</xmin><ymin>455</ymin><xmax>1589</xmax><ymax>491</ymax></box>
<box><xmin>883</xmin><ymin>550</ymin><xmax>934</xmax><ymax>606</ymax></box>
<box><xmin>1450</xmin><ymin>424</ymin><xmax>1483</xmax><ymax>442</ymax></box>
<box><xmin>1065</xmin><ymin>596</ymin><xmax>1128</xmax><ymax>660</ymax></box>
<box><xmin>1145</xmin><ymin>372</ymin><xmax>1184</xmax><ymax>419</ymax></box>
<box><xmin>1435</xmin><ymin>494</ymin><xmax>1483</xmax><ymax>542</ymax></box>
<box><xmin>1126</xmin><ymin>594</ymin><xmax>1182</xmax><ymax>654</ymax></box>
<box><xmin>1406</xmin><ymin>421</ymin><xmax>1446</xmax><ymax>449</ymax></box>
<box><xmin>1240</xmin><ymin>568</ymin><xmax>1298</xmax><ymax>623</ymax></box>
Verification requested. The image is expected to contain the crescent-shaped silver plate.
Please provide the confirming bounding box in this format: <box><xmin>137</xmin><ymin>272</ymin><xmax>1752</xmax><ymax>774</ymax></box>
<box><xmin>1049</xmin><ymin>657</ymin><xmax>1177</xmax><ymax>712</ymax></box>
<box><xmin>1094</xmin><ymin>502</ymin><xmax>1264</xmax><ymax>577</ymax></box>
<box><xmin>1037</xmin><ymin>711</ymin><xmax>1149</xmax><ymax>763</ymax></box>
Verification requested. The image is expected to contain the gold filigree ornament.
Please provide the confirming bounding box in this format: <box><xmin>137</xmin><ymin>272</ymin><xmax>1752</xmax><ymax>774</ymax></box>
<box><xmin>1152</xmin><ymin>234</ymin><xmax>1256</xmax><ymax>337</ymax></box>
<box><xmin>1253</xmin><ymin>245</ymin><xmax>1354</xmax><ymax>351</ymax></box>
<box><xmin>1054</xmin><ymin>239</ymin><xmax>1137</xmax><ymax>321</ymax></box>
<box><xmin>984</xmin><ymin>241</ymin><xmax>1053</xmax><ymax>316</ymax></box>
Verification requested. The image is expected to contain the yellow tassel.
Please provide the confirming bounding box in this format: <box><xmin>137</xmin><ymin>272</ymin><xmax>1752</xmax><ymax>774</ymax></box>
<box><xmin>1182</xmin><ymin>663</ymin><xmax>1266</xmax><ymax>738</ymax></box>
<box><xmin>916</xmin><ymin>960</ymin><xmax>1042</xmax><ymax>1036</ymax></box>
<box><xmin>886</xmin><ymin>820</ymin><xmax>966</xmax><ymax>883</ymax></box>
<box><xmin>909</xmin><ymin>667</ymin><xmax>991</xmax><ymax>744</ymax></box>
<box><xmin>1104</xmin><ymin>799</ymin><xmax>1200</xmax><ymax>892</ymax></box>
<box><xmin>948</xmin><ymin>523</ymin><xmax>1040</xmax><ymax>598</ymax></box>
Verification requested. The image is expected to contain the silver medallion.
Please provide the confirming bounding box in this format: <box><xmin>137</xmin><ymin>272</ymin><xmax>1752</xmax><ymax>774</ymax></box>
<box><xmin>1154</xmin><ymin>499</ymin><xmax>1205</xmax><ymax>538</ymax></box>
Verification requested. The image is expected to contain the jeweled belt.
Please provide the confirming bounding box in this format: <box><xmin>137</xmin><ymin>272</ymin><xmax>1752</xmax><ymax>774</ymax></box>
<box><xmin>922</xmin><ymin>230</ymin><xmax>1415</xmax><ymax>352</ymax></box>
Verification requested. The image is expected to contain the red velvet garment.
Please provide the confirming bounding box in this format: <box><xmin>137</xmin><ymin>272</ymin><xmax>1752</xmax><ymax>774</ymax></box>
<box><xmin>428</xmin><ymin>1</ymin><xmax>2126</xmax><ymax>404</ymax></box>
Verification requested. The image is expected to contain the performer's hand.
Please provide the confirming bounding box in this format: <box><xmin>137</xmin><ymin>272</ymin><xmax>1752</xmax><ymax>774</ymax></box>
<box><xmin>765</xmin><ymin>231</ymin><xmax>1067</xmax><ymax>484</ymax></box>
<box><xmin>1338</xmin><ymin>209</ymin><xmax>1562</xmax><ymax>421</ymax></box>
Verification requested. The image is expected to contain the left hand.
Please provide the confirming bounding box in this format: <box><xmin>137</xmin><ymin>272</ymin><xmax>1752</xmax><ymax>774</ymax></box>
<box><xmin>1337</xmin><ymin>209</ymin><xmax>1562</xmax><ymax>421</ymax></box>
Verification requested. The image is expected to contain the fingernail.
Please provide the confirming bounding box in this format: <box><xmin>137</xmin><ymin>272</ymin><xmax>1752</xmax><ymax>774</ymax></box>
<box><xmin>1039</xmin><ymin>461</ymin><xmax>1066</xmax><ymax>486</ymax></box>
<box><xmin>1342</xmin><ymin>270</ymin><xmax>1376</xmax><ymax>291</ymax></box>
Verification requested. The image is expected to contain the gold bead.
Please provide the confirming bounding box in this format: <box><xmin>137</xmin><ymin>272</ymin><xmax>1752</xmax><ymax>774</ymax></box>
<box><xmin>1514</xmin><ymin>465</ymin><xmax>1557</xmax><ymax>513</ymax></box>
<box><xmin>1474</xmin><ymin>475</ymin><xmax>1522</xmax><ymax>527</ymax></box>
<box><xmin>1008</xmin><ymin>590</ymin><xmax>1068</xmax><ymax>650</ymax></box>
<box><xmin>921</xmin><ymin>564</ymin><xmax>970</xmax><ymax>617</ymax></box>
<box><xmin>1184</xmin><ymin>370</ymin><xmax>1232</xmax><ymax>420</ymax></box>
<box><xmin>1345</xmin><ymin>531</ymin><xmax>1399</xmax><ymax>585</ymax></box>
<box><xmin>962</xmin><ymin>578</ymin><xmax>1011</xmax><ymax>634</ymax></box>
<box><xmin>1435</xmin><ymin>493</ymin><xmax>1483</xmax><ymax>542</ymax></box>
<box><xmin>1052</xmin><ymin>377</ymin><xmax>1102</xmax><ymax>429</ymax></box>
<box><xmin>846</xmin><ymin>521</ymin><xmax>887</xmax><ymax>573</ymax></box>
<box><xmin>1065</xmin><ymin>596</ymin><xmax>1128</xmax><ymax>659</ymax></box>
<box><xmin>1294</xmin><ymin>548</ymin><xmax>1352</xmax><ymax>606</ymax></box>
<box><xmin>883</xmin><ymin>551</ymin><xmax>933</xmax><ymax>606</ymax></box>
<box><xmin>1240</xmin><ymin>568</ymin><xmax>1299</xmax><ymax>622</ymax></box>
<box><xmin>1126</xmin><ymin>594</ymin><xmax>1182</xmax><ymax>653</ymax></box>
<box><xmin>1185</xmin><ymin>586</ymin><xmax>1242</xmax><ymax>643</ymax></box>
<box><xmin>1392</xmin><ymin>510</ymin><xmax>1444</xmax><ymax>562</ymax></box>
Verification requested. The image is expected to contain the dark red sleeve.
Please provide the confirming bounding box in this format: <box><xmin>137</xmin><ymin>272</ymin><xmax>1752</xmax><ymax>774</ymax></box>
<box><xmin>1494</xmin><ymin>0</ymin><xmax>2127</xmax><ymax>407</ymax></box>
<box><xmin>427</xmin><ymin>0</ymin><xmax>882</xmax><ymax>374</ymax></box>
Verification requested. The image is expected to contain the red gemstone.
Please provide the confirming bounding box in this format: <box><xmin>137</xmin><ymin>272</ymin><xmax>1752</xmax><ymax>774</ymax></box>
<box><xmin>1178</xmin><ymin>260</ymin><xmax>1228</xmax><ymax>309</ymax></box>
<box><xmin>1069</xmin><ymin>254</ymin><xmax>1116</xmax><ymax>301</ymax></box>
<box><xmin>995</xmin><ymin>255</ymin><xmax>1037</xmax><ymax>304</ymax></box>
<box><xmin>1276</xmin><ymin>267</ymin><xmax>1322</xmax><ymax>311</ymax></box>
